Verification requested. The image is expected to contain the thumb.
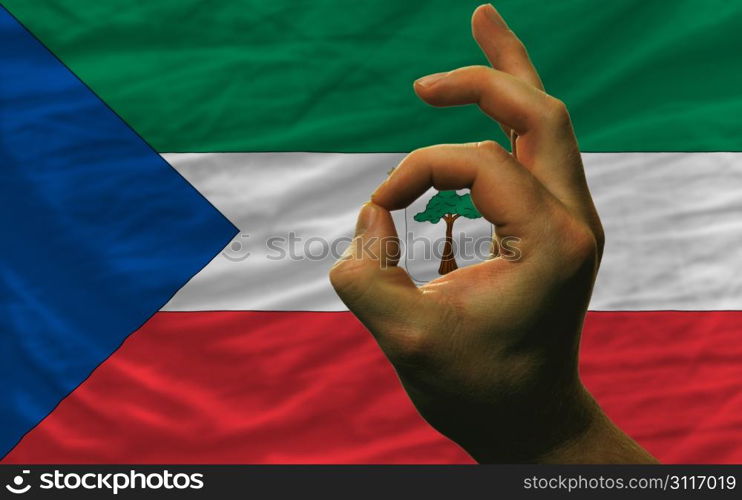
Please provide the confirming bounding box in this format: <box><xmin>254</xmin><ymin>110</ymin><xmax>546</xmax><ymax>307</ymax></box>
<box><xmin>329</xmin><ymin>202</ymin><xmax>420</xmax><ymax>333</ymax></box>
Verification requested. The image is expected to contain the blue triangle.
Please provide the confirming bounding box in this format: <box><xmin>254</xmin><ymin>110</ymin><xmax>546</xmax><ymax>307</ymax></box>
<box><xmin>0</xmin><ymin>7</ymin><xmax>237</xmax><ymax>457</ymax></box>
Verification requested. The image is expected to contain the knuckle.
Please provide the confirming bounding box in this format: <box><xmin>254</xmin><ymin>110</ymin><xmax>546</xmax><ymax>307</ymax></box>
<box><xmin>328</xmin><ymin>259</ymin><xmax>371</xmax><ymax>302</ymax></box>
<box><xmin>455</xmin><ymin>64</ymin><xmax>495</xmax><ymax>85</ymax></box>
<box><xmin>593</xmin><ymin>221</ymin><xmax>606</xmax><ymax>257</ymax></box>
<box><xmin>474</xmin><ymin>140</ymin><xmax>508</xmax><ymax>161</ymax></box>
<box><xmin>503</xmin><ymin>34</ymin><xmax>527</xmax><ymax>55</ymax></box>
<box><xmin>328</xmin><ymin>259</ymin><xmax>353</xmax><ymax>292</ymax></box>
<box><xmin>385</xmin><ymin>326</ymin><xmax>431</xmax><ymax>366</ymax></box>
<box><xmin>461</xmin><ymin>64</ymin><xmax>492</xmax><ymax>76</ymax></box>
<box><xmin>562</xmin><ymin>221</ymin><xmax>599</xmax><ymax>265</ymax></box>
<box><xmin>543</xmin><ymin>96</ymin><xmax>570</xmax><ymax>126</ymax></box>
<box><xmin>404</xmin><ymin>145</ymin><xmax>435</xmax><ymax>165</ymax></box>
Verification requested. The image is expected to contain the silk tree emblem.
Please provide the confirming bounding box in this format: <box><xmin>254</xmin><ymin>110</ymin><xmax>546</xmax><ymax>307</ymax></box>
<box><xmin>413</xmin><ymin>190</ymin><xmax>482</xmax><ymax>275</ymax></box>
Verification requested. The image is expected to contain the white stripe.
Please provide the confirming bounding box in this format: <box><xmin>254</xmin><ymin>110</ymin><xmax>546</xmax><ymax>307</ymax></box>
<box><xmin>162</xmin><ymin>152</ymin><xmax>742</xmax><ymax>311</ymax></box>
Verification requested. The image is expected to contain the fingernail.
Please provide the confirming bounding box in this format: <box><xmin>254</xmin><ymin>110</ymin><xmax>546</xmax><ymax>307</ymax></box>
<box><xmin>482</xmin><ymin>4</ymin><xmax>507</xmax><ymax>27</ymax></box>
<box><xmin>355</xmin><ymin>202</ymin><xmax>377</xmax><ymax>236</ymax></box>
<box><xmin>415</xmin><ymin>72</ymin><xmax>448</xmax><ymax>88</ymax></box>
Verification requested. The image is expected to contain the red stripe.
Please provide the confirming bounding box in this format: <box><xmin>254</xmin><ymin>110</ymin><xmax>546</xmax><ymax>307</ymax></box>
<box><xmin>3</xmin><ymin>311</ymin><xmax>741</xmax><ymax>463</ymax></box>
<box><xmin>581</xmin><ymin>311</ymin><xmax>742</xmax><ymax>463</ymax></box>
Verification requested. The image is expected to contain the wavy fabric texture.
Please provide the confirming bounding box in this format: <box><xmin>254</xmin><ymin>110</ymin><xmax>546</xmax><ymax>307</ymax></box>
<box><xmin>3</xmin><ymin>0</ymin><xmax>742</xmax><ymax>152</ymax></box>
<box><xmin>0</xmin><ymin>6</ymin><xmax>235</xmax><ymax>458</ymax></box>
<box><xmin>160</xmin><ymin>152</ymin><xmax>742</xmax><ymax>312</ymax></box>
<box><xmin>4</xmin><ymin>311</ymin><xmax>742</xmax><ymax>464</ymax></box>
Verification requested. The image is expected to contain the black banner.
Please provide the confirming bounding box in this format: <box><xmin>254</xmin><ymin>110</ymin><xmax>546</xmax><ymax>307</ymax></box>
<box><xmin>0</xmin><ymin>465</ymin><xmax>739</xmax><ymax>499</ymax></box>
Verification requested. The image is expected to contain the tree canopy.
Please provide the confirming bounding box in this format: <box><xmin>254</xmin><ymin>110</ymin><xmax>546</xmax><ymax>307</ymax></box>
<box><xmin>413</xmin><ymin>190</ymin><xmax>481</xmax><ymax>224</ymax></box>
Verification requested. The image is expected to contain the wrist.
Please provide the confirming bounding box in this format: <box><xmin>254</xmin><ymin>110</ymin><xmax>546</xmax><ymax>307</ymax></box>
<box><xmin>537</xmin><ymin>387</ymin><xmax>658</xmax><ymax>464</ymax></box>
<box><xmin>463</xmin><ymin>382</ymin><xmax>656</xmax><ymax>464</ymax></box>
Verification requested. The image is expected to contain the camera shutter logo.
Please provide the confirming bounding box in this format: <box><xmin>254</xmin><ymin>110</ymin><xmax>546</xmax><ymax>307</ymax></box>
<box><xmin>5</xmin><ymin>470</ymin><xmax>31</xmax><ymax>495</ymax></box>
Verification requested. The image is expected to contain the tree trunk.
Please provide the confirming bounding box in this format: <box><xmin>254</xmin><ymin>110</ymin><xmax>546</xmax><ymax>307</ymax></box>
<box><xmin>438</xmin><ymin>215</ymin><xmax>458</xmax><ymax>275</ymax></box>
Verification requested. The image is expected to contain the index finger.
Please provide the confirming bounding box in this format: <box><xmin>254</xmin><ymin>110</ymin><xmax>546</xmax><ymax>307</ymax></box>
<box><xmin>372</xmin><ymin>141</ymin><xmax>549</xmax><ymax>238</ymax></box>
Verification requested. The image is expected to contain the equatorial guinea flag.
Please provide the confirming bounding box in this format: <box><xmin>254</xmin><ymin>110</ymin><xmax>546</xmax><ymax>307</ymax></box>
<box><xmin>2</xmin><ymin>0</ymin><xmax>741</xmax><ymax>463</ymax></box>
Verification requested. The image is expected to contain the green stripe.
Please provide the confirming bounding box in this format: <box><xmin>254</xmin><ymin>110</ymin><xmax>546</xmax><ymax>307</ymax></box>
<box><xmin>5</xmin><ymin>0</ymin><xmax>741</xmax><ymax>152</ymax></box>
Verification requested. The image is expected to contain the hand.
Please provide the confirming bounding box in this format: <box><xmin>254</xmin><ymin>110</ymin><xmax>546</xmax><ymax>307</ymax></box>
<box><xmin>329</xmin><ymin>4</ymin><xmax>655</xmax><ymax>463</ymax></box>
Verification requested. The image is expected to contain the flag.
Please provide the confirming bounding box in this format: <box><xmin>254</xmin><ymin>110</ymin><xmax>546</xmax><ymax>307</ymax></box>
<box><xmin>1</xmin><ymin>0</ymin><xmax>741</xmax><ymax>464</ymax></box>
